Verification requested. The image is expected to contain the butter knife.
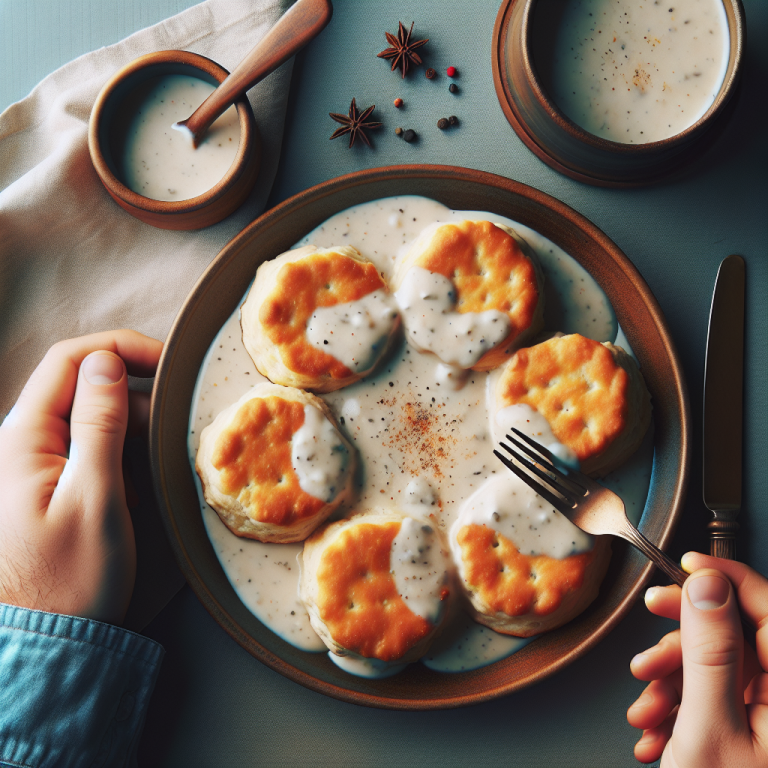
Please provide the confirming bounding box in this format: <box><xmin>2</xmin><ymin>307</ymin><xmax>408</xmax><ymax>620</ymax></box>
<box><xmin>703</xmin><ymin>255</ymin><xmax>745</xmax><ymax>560</ymax></box>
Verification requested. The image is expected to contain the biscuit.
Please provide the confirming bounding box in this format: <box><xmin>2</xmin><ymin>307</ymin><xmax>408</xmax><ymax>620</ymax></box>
<box><xmin>300</xmin><ymin>511</ymin><xmax>452</xmax><ymax>663</ymax></box>
<box><xmin>241</xmin><ymin>245</ymin><xmax>400</xmax><ymax>393</ymax></box>
<box><xmin>450</xmin><ymin>475</ymin><xmax>611</xmax><ymax>637</ymax></box>
<box><xmin>195</xmin><ymin>383</ymin><xmax>354</xmax><ymax>543</ymax></box>
<box><xmin>392</xmin><ymin>220</ymin><xmax>544</xmax><ymax>371</ymax></box>
<box><xmin>494</xmin><ymin>333</ymin><xmax>652</xmax><ymax>476</ymax></box>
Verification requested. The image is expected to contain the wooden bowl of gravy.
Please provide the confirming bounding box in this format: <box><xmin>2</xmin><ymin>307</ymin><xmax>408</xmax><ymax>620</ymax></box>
<box><xmin>492</xmin><ymin>0</ymin><xmax>745</xmax><ymax>186</ymax></box>
<box><xmin>89</xmin><ymin>50</ymin><xmax>260</xmax><ymax>230</ymax></box>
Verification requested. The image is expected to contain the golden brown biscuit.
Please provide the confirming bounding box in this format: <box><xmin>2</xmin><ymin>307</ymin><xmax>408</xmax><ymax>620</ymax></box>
<box><xmin>300</xmin><ymin>511</ymin><xmax>452</xmax><ymax>663</ymax></box>
<box><xmin>453</xmin><ymin>524</ymin><xmax>611</xmax><ymax>637</ymax></box>
<box><xmin>392</xmin><ymin>220</ymin><xmax>544</xmax><ymax>371</ymax></box>
<box><xmin>495</xmin><ymin>333</ymin><xmax>652</xmax><ymax>476</ymax></box>
<box><xmin>196</xmin><ymin>383</ymin><xmax>354</xmax><ymax>543</ymax></box>
<box><xmin>241</xmin><ymin>245</ymin><xmax>399</xmax><ymax>393</ymax></box>
<box><xmin>450</xmin><ymin>474</ymin><xmax>611</xmax><ymax>636</ymax></box>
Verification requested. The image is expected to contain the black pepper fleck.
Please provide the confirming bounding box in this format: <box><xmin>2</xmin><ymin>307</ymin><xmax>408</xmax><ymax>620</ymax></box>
<box><xmin>448</xmin><ymin>83</ymin><xmax>458</xmax><ymax>94</ymax></box>
<box><xmin>403</xmin><ymin>128</ymin><xmax>417</xmax><ymax>142</ymax></box>
<box><xmin>437</xmin><ymin>117</ymin><xmax>449</xmax><ymax>129</ymax></box>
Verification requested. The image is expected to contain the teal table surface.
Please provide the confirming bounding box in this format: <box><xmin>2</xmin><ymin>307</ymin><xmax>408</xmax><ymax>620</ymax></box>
<box><xmin>2</xmin><ymin>1</ymin><xmax>766</xmax><ymax>765</ymax></box>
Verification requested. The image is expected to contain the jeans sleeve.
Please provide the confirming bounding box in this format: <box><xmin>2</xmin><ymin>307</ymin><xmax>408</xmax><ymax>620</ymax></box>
<box><xmin>0</xmin><ymin>603</ymin><xmax>164</xmax><ymax>768</ymax></box>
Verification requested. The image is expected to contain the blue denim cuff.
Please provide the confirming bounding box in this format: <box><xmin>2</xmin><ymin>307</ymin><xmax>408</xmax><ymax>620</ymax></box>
<box><xmin>0</xmin><ymin>603</ymin><xmax>164</xmax><ymax>768</ymax></box>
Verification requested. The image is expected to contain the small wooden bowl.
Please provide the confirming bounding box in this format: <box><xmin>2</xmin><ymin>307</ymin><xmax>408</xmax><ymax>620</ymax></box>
<box><xmin>492</xmin><ymin>0</ymin><xmax>746</xmax><ymax>187</ymax></box>
<box><xmin>88</xmin><ymin>50</ymin><xmax>260</xmax><ymax>230</ymax></box>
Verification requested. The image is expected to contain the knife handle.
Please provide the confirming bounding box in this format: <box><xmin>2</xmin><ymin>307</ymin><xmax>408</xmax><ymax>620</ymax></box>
<box><xmin>707</xmin><ymin>517</ymin><xmax>739</xmax><ymax>560</ymax></box>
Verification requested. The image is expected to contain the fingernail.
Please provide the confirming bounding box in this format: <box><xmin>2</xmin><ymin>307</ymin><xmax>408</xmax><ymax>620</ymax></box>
<box><xmin>681</xmin><ymin>552</ymin><xmax>696</xmax><ymax>572</ymax></box>
<box><xmin>687</xmin><ymin>573</ymin><xmax>730</xmax><ymax>611</ymax></box>
<box><xmin>645</xmin><ymin>586</ymin><xmax>661</xmax><ymax>605</ymax></box>
<box><xmin>82</xmin><ymin>352</ymin><xmax>124</xmax><ymax>386</ymax></box>
<box><xmin>630</xmin><ymin>651</ymin><xmax>650</xmax><ymax>667</ymax></box>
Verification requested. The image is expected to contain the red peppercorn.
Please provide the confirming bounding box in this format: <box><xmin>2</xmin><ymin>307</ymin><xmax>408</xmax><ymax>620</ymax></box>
<box><xmin>394</xmin><ymin>98</ymin><xmax>403</xmax><ymax>108</ymax></box>
<box><xmin>446</xmin><ymin>66</ymin><xmax>458</xmax><ymax>77</ymax></box>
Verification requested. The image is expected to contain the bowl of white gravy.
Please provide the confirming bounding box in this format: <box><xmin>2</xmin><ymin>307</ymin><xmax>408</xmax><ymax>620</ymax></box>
<box><xmin>89</xmin><ymin>50</ymin><xmax>260</xmax><ymax>230</ymax></box>
<box><xmin>492</xmin><ymin>0</ymin><xmax>745</xmax><ymax>186</ymax></box>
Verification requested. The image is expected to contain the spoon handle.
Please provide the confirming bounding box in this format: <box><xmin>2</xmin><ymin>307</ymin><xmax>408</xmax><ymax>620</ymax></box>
<box><xmin>184</xmin><ymin>0</ymin><xmax>332</xmax><ymax>143</ymax></box>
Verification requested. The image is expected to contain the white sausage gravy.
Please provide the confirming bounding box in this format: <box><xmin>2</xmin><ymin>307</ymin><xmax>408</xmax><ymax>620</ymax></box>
<box><xmin>531</xmin><ymin>0</ymin><xmax>730</xmax><ymax>143</ymax></box>
<box><xmin>115</xmin><ymin>74</ymin><xmax>240</xmax><ymax>201</ymax></box>
<box><xmin>188</xmin><ymin>196</ymin><xmax>654</xmax><ymax>676</ymax></box>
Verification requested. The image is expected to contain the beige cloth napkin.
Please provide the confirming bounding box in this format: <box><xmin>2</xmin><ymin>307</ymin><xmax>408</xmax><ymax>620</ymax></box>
<box><xmin>0</xmin><ymin>0</ymin><xmax>294</xmax><ymax>630</ymax></box>
<box><xmin>0</xmin><ymin>0</ymin><xmax>293</xmax><ymax>416</ymax></box>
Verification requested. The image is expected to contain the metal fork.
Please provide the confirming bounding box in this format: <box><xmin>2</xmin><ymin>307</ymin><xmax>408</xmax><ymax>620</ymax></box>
<box><xmin>493</xmin><ymin>429</ymin><xmax>687</xmax><ymax>586</ymax></box>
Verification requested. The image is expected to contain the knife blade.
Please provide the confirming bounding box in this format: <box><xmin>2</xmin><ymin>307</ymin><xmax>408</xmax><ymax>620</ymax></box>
<box><xmin>703</xmin><ymin>254</ymin><xmax>745</xmax><ymax>560</ymax></box>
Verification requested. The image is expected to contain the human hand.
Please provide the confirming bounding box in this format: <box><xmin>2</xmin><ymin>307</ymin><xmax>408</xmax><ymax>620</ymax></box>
<box><xmin>0</xmin><ymin>330</ymin><xmax>163</xmax><ymax>624</ymax></box>
<box><xmin>627</xmin><ymin>552</ymin><xmax>768</xmax><ymax>767</ymax></box>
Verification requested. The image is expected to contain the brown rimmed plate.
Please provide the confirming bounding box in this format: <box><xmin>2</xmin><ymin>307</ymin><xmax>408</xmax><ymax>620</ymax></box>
<box><xmin>149</xmin><ymin>165</ymin><xmax>690</xmax><ymax>709</ymax></box>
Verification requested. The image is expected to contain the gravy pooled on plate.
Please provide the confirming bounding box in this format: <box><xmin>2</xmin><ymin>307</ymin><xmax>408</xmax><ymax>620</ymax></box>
<box><xmin>188</xmin><ymin>196</ymin><xmax>655</xmax><ymax>675</ymax></box>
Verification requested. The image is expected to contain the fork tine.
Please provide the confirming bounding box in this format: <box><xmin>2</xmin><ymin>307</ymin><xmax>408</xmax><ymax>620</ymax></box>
<box><xmin>509</xmin><ymin>428</ymin><xmax>557</xmax><ymax>461</ymax></box>
<box><xmin>493</xmin><ymin>449</ymin><xmax>573</xmax><ymax>515</ymax></box>
<box><xmin>498</xmin><ymin>440</ymin><xmax>579</xmax><ymax>507</ymax></box>
<box><xmin>506</xmin><ymin>430</ymin><xmax>587</xmax><ymax>497</ymax></box>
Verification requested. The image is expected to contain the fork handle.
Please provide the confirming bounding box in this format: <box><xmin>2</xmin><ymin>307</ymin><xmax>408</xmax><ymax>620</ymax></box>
<box><xmin>619</xmin><ymin>523</ymin><xmax>688</xmax><ymax>586</ymax></box>
<box><xmin>619</xmin><ymin>523</ymin><xmax>760</xmax><ymax>640</ymax></box>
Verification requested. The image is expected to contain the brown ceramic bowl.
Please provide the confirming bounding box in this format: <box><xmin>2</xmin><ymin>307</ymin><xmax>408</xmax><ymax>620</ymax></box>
<box><xmin>149</xmin><ymin>165</ymin><xmax>690</xmax><ymax>709</ymax></box>
<box><xmin>88</xmin><ymin>50</ymin><xmax>260</xmax><ymax>230</ymax></box>
<box><xmin>492</xmin><ymin>0</ymin><xmax>746</xmax><ymax>187</ymax></box>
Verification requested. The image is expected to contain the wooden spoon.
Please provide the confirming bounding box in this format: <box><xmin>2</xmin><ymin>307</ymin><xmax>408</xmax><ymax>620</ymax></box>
<box><xmin>175</xmin><ymin>0</ymin><xmax>332</xmax><ymax>147</ymax></box>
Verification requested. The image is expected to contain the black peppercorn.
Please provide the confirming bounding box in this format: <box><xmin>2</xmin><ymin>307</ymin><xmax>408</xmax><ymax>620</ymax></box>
<box><xmin>403</xmin><ymin>129</ymin><xmax>417</xmax><ymax>143</ymax></box>
<box><xmin>449</xmin><ymin>83</ymin><xmax>458</xmax><ymax>94</ymax></box>
<box><xmin>437</xmin><ymin>118</ymin><xmax>449</xmax><ymax>130</ymax></box>
<box><xmin>425</xmin><ymin>68</ymin><xmax>436</xmax><ymax>79</ymax></box>
<box><xmin>448</xmin><ymin>115</ymin><xmax>458</xmax><ymax>126</ymax></box>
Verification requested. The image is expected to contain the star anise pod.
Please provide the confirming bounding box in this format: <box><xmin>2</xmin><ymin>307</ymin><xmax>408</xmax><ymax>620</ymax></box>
<box><xmin>329</xmin><ymin>98</ymin><xmax>382</xmax><ymax>148</ymax></box>
<box><xmin>377</xmin><ymin>21</ymin><xmax>429</xmax><ymax>79</ymax></box>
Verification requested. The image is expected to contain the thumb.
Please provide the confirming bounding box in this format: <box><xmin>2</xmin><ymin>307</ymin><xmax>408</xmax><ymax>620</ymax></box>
<box><xmin>55</xmin><ymin>350</ymin><xmax>135</xmax><ymax>623</ymax></box>
<box><xmin>677</xmin><ymin>569</ymin><xmax>747</xmax><ymax>741</ymax></box>
<box><xmin>69</xmin><ymin>351</ymin><xmax>129</xmax><ymax>494</ymax></box>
